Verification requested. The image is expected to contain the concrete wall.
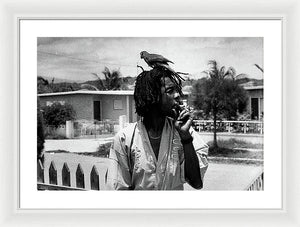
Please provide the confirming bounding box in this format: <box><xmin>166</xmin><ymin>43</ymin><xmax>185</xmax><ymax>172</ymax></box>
<box><xmin>39</xmin><ymin>94</ymin><xmax>94</xmax><ymax>120</ymax></box>
<box><xmin>246</xmin><ymin>89</ymin><xmax>264</xmax><ymax>115</ymax></box>
<box><xmin>100</xmin><ymin>95</ymin><xmax>128</xmax><ymax>121</ymax></box>
<box><xmin>39</xmin><ymin>94</ymin><xmax>138</xmax><ymax>122</ymax></box>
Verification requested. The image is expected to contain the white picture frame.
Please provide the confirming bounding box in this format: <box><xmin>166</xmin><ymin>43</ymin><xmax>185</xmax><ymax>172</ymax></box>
<box><xmin>1</xmin><ymin>0</ymin><xmax>299</xmax><ymax>226</ymax></box>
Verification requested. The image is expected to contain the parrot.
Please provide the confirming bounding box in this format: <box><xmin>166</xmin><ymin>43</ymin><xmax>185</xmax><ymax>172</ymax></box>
<box><xmin>140</xmin><ymin>51</ymin><xmax>186</xmax><ymax>81</ymax></box>
<box><xmin>140</xmin><ymin>51</ymin><xmax>174</xmax><ymax>68</ymax></box>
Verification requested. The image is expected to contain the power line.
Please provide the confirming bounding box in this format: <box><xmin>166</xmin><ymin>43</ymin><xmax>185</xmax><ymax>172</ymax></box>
<box><xmin>37</xmin><ymin>50</ymin><xmax>138</xmax><ymax>68</ymax></box>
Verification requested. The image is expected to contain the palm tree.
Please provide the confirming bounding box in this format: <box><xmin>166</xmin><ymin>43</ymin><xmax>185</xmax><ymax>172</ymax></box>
<box><xmin>205</xmin><ymin>60</ymin><xmax>245</xmax><ymax>80</ymax></box>
<box><xmin>197</xmin><ymin>60</ymin><xmax>248</xmax><ymax>149</ymax></box>
<box><xmin>254</xmin><ymin>64</ymin><xmax>264</xmax><ymax>73</ymax></box>
<box><xmin>80</xmin><ymin>84</ymin><xmax>99</xmax><ymax>91</ymax></box>
<box><xmin>90</xmin><ymin>67</ymin><xmax>123</xmax><ymax>90</ymax></box>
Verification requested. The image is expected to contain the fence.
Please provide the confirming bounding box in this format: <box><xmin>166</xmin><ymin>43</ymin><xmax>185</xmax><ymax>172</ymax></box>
<box><xmin>193</xmin><ymin>120</ymin><xmax>263</xmax><ymax>134</ymax></box>
<box><xmin>73</xmin><ymin>119</ymin><xmax>118</xmax><ymax>137</ymax></box>
<box><xmin>37</xmin><ymin>153</ymin><xmax>110</xmax><ymax>190</ymax></box>
<box><xmin>45</xmin><ymin>125</ymin><xmax>66</xmax><ymax>138</ymax></box>
<box><xmin>246</xmin><ymin>171</ymin><xmax>264</xmax><ymax>191</ymax></box>
<box><xmin>37</xmin><ymin>155</ymin><xmax>264</xmax><ymax>191</ymax></box>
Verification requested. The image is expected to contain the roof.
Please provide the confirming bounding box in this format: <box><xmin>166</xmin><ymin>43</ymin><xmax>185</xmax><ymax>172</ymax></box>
<box><xmin>243</xmin><ymin>85</ymin><xmax>264</xmax><ymax>90</ymax></box>
<box><xmin>38</xmin><ymin>90</ymin><xmax>135</xmax><ymax>97</ymax></box>
<box><xmin>38</xmin><ymin>90</ymin><xmax>190</xmax><ymax>97</ymax></box>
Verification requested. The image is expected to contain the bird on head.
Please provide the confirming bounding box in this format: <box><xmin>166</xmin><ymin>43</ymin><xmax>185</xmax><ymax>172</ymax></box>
<box><xmin>140</xmin><ymin>51</ymin><xmax>185</xmax><ymax>81</ymax></box>
<box><xmin>140</xmin><ymin>51</ymin><xmax>174</xmax><ymax>68</ymax></box>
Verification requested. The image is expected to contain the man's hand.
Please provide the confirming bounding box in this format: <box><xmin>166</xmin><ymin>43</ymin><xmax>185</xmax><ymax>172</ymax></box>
<box><xmin>174</xmin><ymin>107</ymin><xmax>194</xmax><ymax>139</ymax></box>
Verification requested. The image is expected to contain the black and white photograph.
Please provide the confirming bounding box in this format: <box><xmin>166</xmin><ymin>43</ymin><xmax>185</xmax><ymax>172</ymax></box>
<box><xmin>2</xmin><ymin>0</ymin><xmax>300</xmax><ymax>224</ymax></box>
<box><xmin>36</xmin><ymin>37</ymin><xmax>264</xmax><ymax>191</ymax></box>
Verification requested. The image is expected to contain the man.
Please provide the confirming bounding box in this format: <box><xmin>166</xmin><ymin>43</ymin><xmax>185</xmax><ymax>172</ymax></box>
<box><xmin>105</xmin><ymin>67</ymin><xmax>208</xmax><ymax>190</ymax></box>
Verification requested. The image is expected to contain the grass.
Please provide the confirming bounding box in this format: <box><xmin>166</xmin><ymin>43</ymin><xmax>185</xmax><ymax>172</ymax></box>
<box><xmin>45</xmin><ymin>134</ymin><xmax>67</xmax><ymax>140</ymax></box>
<box><xmin>207</xmin><ymin>139</ymin><xmax>263</xmax><ymax>164</ymax></box>
<box><xmin>207</xmin><ymin>138</ymin><xmax>263</xmax><ymax>150</ymax></box>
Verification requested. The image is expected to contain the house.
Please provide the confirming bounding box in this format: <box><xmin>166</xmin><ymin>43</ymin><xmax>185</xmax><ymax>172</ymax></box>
<box><xmin>243</xmin><ymin>85</ymin><xmax>264</xmax><ymax>120</ymax></box>
<box><xmin>38</xmin><ymin>90</ymin><xmax>189</xmax><ymax>123</ymax></box>
<box><xmin>38</xmin><ymin>90</ymin><xmax>137</xmax><ymax>123</ymax></box>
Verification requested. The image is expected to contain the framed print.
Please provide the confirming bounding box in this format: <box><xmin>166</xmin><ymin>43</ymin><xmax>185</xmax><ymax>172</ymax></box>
<box><xmin>20</xmin><ymin>18</ymin><xmax>281</xmax><ymax>209</ymax></box>
<box><xmin>1</xmin><ymin>0</ymin><xmax>299</xmax><ymax>227</ymax></box>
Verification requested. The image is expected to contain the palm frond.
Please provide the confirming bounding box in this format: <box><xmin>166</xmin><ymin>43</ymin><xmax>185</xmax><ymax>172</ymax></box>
<box><xmin>254</xmin><ymin>64</ymin><xmax>264</xmax><ymax>73</ymax></box>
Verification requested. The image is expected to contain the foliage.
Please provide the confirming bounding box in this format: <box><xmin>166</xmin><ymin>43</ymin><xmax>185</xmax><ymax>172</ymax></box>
<box><xmin>37</xmin><ymin>76</ymin><xmax>81</xmax><ymax>94</ymax></box>
<box><xmin>38</xmin><ymin>76</ymin><xmax>52</xmax><ymax>94</ymax></box>
<box><xmin>191</xmin><ymin>60</ymin><xmax>248</xmax><ymax>149</ymax></box>
<box><xmin>50</xmin><ymin>82</ymin><xmax>81</xmax><ymax>92</ymax></box>
<box><xmin>41</xmin><ymin>102</ymin><xmax>76</xmax><ymax>128</ymax></box>
<box><xmin>91</xmin><ymin>67</ymin><xmax>128</xmax><ymax>90</ymax></box>
<box><xmin>37</xmin><ymin>98</ymin><xmax>45</xmax><ymax>163</ymax></box>
<box><xmin>37</xmin><ymin>72</ymin><xmax>135</xmax><ymax>94</ymax></box>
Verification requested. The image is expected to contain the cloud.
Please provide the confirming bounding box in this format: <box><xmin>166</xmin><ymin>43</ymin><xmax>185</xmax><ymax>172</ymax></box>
<box><xmin>37</xmin><ymin>37</ymin><xmax>264</xmax><ymax>81</ymax></box>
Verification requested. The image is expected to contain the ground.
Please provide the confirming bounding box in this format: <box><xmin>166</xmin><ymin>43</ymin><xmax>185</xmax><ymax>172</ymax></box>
<box><xmin>43</xmin><ymin>137</ymin><xmax>263</xmax><ymax>190</ymax></box>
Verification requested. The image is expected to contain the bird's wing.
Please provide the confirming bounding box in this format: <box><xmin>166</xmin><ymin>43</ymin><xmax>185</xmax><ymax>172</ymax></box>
<box><xmin>147</xmin><ymin>53</ymin><xmax>174</xmax><ymax>64</ymax></box>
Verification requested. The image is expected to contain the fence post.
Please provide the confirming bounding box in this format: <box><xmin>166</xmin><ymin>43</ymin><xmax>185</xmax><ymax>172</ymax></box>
<box><xmin>66</xmin><ymin>120</ymin><xmax>74</xmax><ymax>138</ymax></box>
<box><xmin>119</xmin><ymin>115</ymin><xmax>127</xmax><ymax>130</ymax></box>
<box><xmin>243</xmin><ymin>123</ymin><xmax>247</xmax><ymax>134</ymax></box>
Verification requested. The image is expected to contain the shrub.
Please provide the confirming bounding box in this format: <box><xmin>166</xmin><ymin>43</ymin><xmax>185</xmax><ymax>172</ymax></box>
<box><xmin>42</xmin><ymin>102</ymin><xmax>76</xmax><ymax>128</ymax></box>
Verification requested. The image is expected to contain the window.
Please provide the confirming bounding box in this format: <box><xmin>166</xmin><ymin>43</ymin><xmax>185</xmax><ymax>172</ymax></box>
<box><xmin>46</xmin><ymin>101</ymin><xmax>65</xmax><ymax>106</ymax></box>
<box><xmin>113</xmin><ymin>99</ymin><xmax>123</xmax><ymax>110</ymax></box>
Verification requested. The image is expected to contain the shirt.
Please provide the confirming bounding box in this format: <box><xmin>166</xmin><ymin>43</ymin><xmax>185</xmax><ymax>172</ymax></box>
<box><xmin>105</xmin><ymin>117</ymin><xmax>209</xmax><ymax>190</ymax></box>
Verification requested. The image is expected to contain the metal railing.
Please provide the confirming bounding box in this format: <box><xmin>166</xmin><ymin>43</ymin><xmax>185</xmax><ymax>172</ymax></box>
<box><xmin>73</xmin><ymin>119</ymin><xmax>118</xmax><ymax>137</ymax></box>
<box><xmin>193</xmin><ymin>120</ymin><xmax>263</xmax><ymax>134</ymax></box>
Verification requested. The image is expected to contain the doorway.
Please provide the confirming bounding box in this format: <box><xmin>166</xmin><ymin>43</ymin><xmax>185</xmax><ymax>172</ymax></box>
<box><xmin>251</xmin><ymin>98</ymin><xmax>259</xmax><ymax>120</ymax></box>
<box><xmin>93</xmin><ymin>101</ymin><xmax>101</xmax><ymax>121</ymax></box>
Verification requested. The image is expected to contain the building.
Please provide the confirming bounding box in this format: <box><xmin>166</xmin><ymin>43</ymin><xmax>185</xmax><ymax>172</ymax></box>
<box><xmin>38</xmin><ymin>90</ymin><xmax>137</xmax><ymax>123</ymax></box>
<box><xmin>243</xmin><ymin>85</ymin><xmax>264</xmax><ymax>120</ymax></box>
<box><xmin>38</xmin><ymin>90</ymin><xmax>189</xmax><ymax>123</ymax></box>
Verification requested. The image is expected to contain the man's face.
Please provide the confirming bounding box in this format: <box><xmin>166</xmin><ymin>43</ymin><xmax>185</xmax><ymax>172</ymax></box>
<box><xmin>160</xmin><ymin>77</ymin><xmax>182</xmax><ymax>119</ymax></box>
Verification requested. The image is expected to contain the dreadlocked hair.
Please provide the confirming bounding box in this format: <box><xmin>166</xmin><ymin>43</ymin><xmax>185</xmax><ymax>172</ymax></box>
<box><xmin>134</xmin><ymin>67</ymin><xmax>183</xmax><ymax>117</ymax></box>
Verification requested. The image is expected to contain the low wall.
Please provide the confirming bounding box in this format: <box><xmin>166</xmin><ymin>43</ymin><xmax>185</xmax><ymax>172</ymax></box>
<box><xmin>198</xmin><ymin>132</ymin><xmax>263</xmax><ymax>144</ymax></box>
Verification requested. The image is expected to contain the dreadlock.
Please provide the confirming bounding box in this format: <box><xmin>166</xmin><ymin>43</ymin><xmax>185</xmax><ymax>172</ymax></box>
<box><xmin>134</xmin><ymin>67</ymin><xmax>183</xmax><ymax>117</ymax></box>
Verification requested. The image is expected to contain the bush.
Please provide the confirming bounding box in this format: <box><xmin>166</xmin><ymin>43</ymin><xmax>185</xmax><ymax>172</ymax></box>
<box><xmin>42</xmin><ymin>102</ymin><xmax>76</xmax><ymax>128</ymax></box>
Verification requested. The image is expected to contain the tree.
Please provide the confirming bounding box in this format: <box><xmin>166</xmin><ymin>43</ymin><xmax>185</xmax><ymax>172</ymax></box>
<box><xmin>90</xmin><ymin>67</ymin><xmax>125</xmax><ymax>90</ymax></box>
<box><xmin>37</xmin><ymin>98</ymin><xmax>45</xmax><ymax>164</ymax></box>
<box><xmin>192</xmin><ymin>60</ymin><xmax>248</xmax><ymax>149</ymax></box>
<box><xmin>37</xmin><ymin>76</ymin><xmax>81</xmax><ymax>93</ymax></box>
<box><xmin>37</xmin><ymin>76</ymin><xmax>53</xmax><ymax>94</ymax></box>
<box><xmin>41</xmin><ymin>102</ymin><xmax>76</xmax><ymax>128</ymax></box>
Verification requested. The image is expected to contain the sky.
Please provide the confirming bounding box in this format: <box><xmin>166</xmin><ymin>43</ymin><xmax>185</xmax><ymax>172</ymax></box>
<box><xmin>37</xmin><ymin>37</ymin><xmax>263</xmax><ymax>82</ymax></box>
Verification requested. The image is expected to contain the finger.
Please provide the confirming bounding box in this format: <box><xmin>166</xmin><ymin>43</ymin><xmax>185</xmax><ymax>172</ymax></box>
<box><xmin>178</xmin><ymin>111</ymin><xmax>191</xmax><ymax>121</ymax></box>
<box><xmin>178</xmin><ymin>109</ymin><xmax>188</xmax><ymax>119</ymax></box>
